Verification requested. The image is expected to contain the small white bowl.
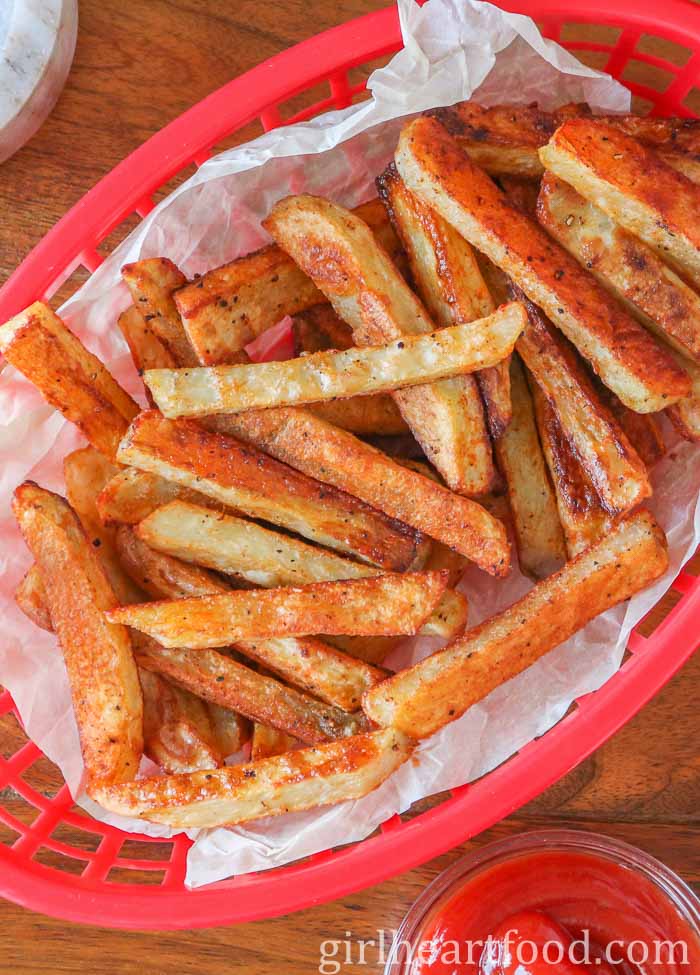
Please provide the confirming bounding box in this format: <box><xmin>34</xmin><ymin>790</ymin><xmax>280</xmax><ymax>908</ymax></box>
<box><xmin>0</xmin><ymin>0</ymin><xmax>78</xmax><ymax>164</ymax></box>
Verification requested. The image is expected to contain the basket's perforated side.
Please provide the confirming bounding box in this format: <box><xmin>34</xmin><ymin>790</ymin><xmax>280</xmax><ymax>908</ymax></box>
<box><xmin>0</xmin><ymin>2</ymin><xmax>699</xmax><ymax>928</ymax></box>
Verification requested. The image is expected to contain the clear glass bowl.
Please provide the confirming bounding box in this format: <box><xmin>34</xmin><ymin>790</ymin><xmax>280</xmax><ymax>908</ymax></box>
<box><xmin>385</xmin><ymin>829</ymin><xmax>700</xmax><ymax>973</ymax></box>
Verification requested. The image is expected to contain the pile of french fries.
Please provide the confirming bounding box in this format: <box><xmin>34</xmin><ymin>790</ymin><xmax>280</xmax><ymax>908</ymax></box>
<box><xmin>11</xmin><ymin>96</ymin><xmax>700</xmax><ymax>832</ymax></box>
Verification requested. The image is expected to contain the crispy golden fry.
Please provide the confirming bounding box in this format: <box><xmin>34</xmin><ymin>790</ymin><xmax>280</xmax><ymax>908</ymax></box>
<box><xmin>115</xmin><ymin>524</ymin><xmax>231</xmax><ymax>600</ymax></box>
<box><xmin>426</xmin><ymin>101</ymin><xmax>566</xmax><ymax>177</ymax></box>
<box><xmin>494</xmin><ymin>356</ymin><xmax>565</xmax><ymax>578</ymax></box>
<box><xmin>535</xmin><ymin>175</ymin><xmax>699</xmax><ymax>445</ymax></box>
<box><xmin>537</xmin><ymin>173</ymin><xmax>700</xmax><ymax>364</ymax></box>
<box><xmin>0</xmin><ymin>302</ymin><xmax>138</xmax><ymax>460</ymax></box>
<box><xmin>13</xmin><ymin>483</ymin><xmax>142</xmax><ymax>783</ymax></box>
<box><xmin>529</xmin><ymin>381</ymin><xmax>614</xmax><ymax>558</ymax></box>
<box><xmin>213</xmin><ymin>408</ymin><xmax>510</xmax><ymax>574</ymax></box>
<box><xmin>136</xmin><ymin>498</ymin><xmax>468</xmax><ymax>641</ymax></box>
<box><xmin>291</xmin><ymin>305</ymin><xmax>411</xmax><ymax>434</ymax></box>
<box><xmin>146</xmin><ymin>305</ymin><xmax>523</xmax><ymax>419</ymax></box>
<box><xmin>292</xmin><ymin>304</ymin><xmax>355</xmax><ymax>353</ymax></box>
<box><xmin>377</xmin><ymin>164</ymin><xmax>497</xmax><ymax>490</ymax></box>
<box><xmin>18</xmin><ymin>569</ymin><xmax>231</xmax><ymax>773</ymax></box>
<box><xmin>121</xmin><ymin>258</ymin><xmax>199</xmax><ymax>367</ymax></box>
<box><xmin>221</xmin><ymin>635</ymin><xmax>385</xmax><ymax>712</ymax></box>
<box><xmin>594</xmin><ymin>383</ymin><xmax>665</xmax><ymax>469</ymax></box>
<box><xmin>15</xmin><ymin>565</ymin><xmax>53</xmax><ymax>631</ymax></box>
<box><xmin>64</xmin><ymin>447</ymin><xmax>145</xmax><ymax>605</ymax></box>
<box><xmin>121</xmin><ymin>515</ymin><xmax>383</xmax><ymax>713</ymax></box>
<box><xmin>89</xmin><ymin>727</ymin><xmax>413</xmax><ymax>829</ymax></box>
<box><xmin>137</xmin><ymin>499</ymin><xmax>373</xmax><ymax>588</ymax></box>
<box><xmin>540</xmin><ymin>119</ymin><xmax>700</xmax><ymax>291</ymax></box>
<box><xmin>135</xmin><ymin>643</ymin><xmax>369</xmax><ymax>744</ymax></box>
<box><xmin>513</xmin><ymin>289</ymin><xmax>651</xmax><ymax>515</ymax></box>
<box><xmin>499</xmin><ymin>175</ymin><xmax>540</xmax><ymax>215</ymax></box>
<box><xmin>174</xmin><ymin>199</ymin><xmax>403</xmax><ymax>366</ymax></box>
<box><xmin>363</xmin><ymin>510</ymin><xmax>668</xmax><ymax>738</ymax></box>
<box><xmin>473</xmin><ymin>255</ymin><xmax>513</xmax><ymax>436</ymax></box>
<box><xmin>140</xmin><ymin>668</ymin><xmax>223</xmax><ymax>774</ymax></box>
<box><xmin>427</xmin><ymin>101</ymin><xmax>700</xmax><ymax>179</ymax></box>
<box><xmin>207</xmin><ymin>703</ymin><xmax>250</xmax><ymax>757</ymax></box>
<box><xmin>395</xmin><ymin>116</ymin><xmax>691</xmax><ymax>413</ymax></box>
<box><xmin>667</xmin><ymin>352</ymin><xmax>700</xmax><ymax>442</ymax></box>
<box><xmin>97</xmin><ymin>466</ymin><xmax>234</xmax><ymax>526</ymax></box>
<box><xmin>264</xmin><ymin>194</ymin><xmax>497</xmax><ymax>496</ymax></box>
<box><xmin>306</xmin><ymin>397</ymin><xmax>410</xmax><ymax>436</ymax></box>
<box><xmin>324</xmin><ymin>635</ymin><xmax>402</xmax><ymax>666</ymax></box>
<box><xmin>118</xmin><ymin>411</ymin><xmax>423</xmax><ymax>571</ymax></box>
<box><xmin>251</xmin><ymin>724</ymin><xmax>297</xmax><ymax>761</ymax></box>
<box><xmin>423</xmin><ymin>541</ymin><xmax>468</xmax><ymax>588</ymax></box>
<box><xmin>118</xmin><ymin>304</ymin><xmax>178</xmax><ymax>406</ymax></box>
<box><xmin>107</xmin><ymin>571</ymin><xmax>449</xmax><ymax>646</ymax></box>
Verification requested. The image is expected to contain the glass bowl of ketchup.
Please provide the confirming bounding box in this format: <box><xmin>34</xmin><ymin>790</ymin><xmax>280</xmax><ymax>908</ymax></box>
<box><xmin>385</xmin><ymin>829</ymin><xmax>700</xmax><ymax>974</ymax></box>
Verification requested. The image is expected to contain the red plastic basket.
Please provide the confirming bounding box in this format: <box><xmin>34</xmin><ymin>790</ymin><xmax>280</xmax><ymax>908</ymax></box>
<box><xmin>0</xmin><ymin>0</ymin><xmax>699</xmax><ymax>930</ymax></box>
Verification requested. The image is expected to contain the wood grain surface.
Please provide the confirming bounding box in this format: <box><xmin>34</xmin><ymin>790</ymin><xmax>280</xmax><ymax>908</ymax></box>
<box><xmin>0</xmin><ymin>3</ymin><xmax>698</xmax><ymax>972</ymax></box>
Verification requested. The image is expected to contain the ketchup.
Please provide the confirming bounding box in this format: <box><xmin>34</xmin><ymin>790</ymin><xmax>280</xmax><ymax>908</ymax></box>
<box><xmin>409</xmin><ymin>850</ymin><xmax>700</xmax><ymax>974</ymax></box>
<box><xmin>481</xmin><ymin>910</ymin><xmax>615</xmax><ymax>974</ymax></box>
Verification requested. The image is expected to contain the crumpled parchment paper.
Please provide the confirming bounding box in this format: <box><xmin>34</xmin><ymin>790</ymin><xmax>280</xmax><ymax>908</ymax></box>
<box><xmin>0</xmin><ymin>0</ymin><xmax>697</xmax><ymax>888</ymax></box>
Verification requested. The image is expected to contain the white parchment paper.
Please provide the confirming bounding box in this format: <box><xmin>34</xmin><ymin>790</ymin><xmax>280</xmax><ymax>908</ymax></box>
<box><xmin>0</xmin><ymin>0</ymin><xmax>698</xmax><ymax>888</ymax></box>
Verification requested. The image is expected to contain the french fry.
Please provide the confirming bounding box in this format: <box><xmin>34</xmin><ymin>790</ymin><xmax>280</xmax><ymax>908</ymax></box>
<box><xmin>513</xmin><ymin>288</ymin><xmax>651</xmax><ymax>515</ymax></box>
<box><xmin>120</xmin><ymin>515</ymin><xmax>386</xmax><ymax>712</ymax></box>
<box><xmin>251</xmin><ymin>723</ymin><xmax>297</xmax><ymax>761</ymax></box>
<box><xmin>64</xmin><ymin>447</ymin><xmax>145</xmax><ymax>605</ymax></box>
<box><xmin>139</xmin><ymin>668</ymin><xmax>223</xmax><ymax>774</ymax></box>
<box><xmin>306</xmin><ymin>397</ymin><xmax>410</xmax><ymax>436</ymax></box>
<box><xmin>145</xmin><ymin>304</ymin><xmax>524</xmax><ymax>418</ymax></box>
<box><xmin>218</xmin><ymin>635</ymin><xmax>386</xmax><ymax>712</ymax></box>
<box><xmin>15</xmin><ymin>565</ymin><xmax>53</xmax><ymax>631</ymax></box>
<box><xmin>135</xmin><ymin>643</ymin><xmax>369</xmax><ymax>744</ymax></box>
<box><xmin>363</xmin><ymin>510</ymin><xmax>668</xmax><ymax>738</ymax></box>
<box><xmin>13</xmin><ymin>483</ymin><xmax>143</xmax><ymax>783</ymax></box>
<box><xmin>117</xmin><ymin>410</ymin><xmax>424</xmax><ymax>571</ymax></box>
<box><xmin>89</xmin><ymin>728</ymin><xmax>413</xmax><ymax>829</ymax></box>
<box><xmin>137</xmin><ymin>499</ymin><xmax>376</xmax><ymax>588</ymax></box>
<box><xmin>534</xmin><ymin>174</ymin><xmax>697</xmax><ymax>445</ymax></box>
<box><xmin>529</xmin><ymin>381</ymin><xmax>614</xmax><ymax>558</ymax></box>
<box><xmin>594</xmin><ymin>383</ymin><xmax>665</xmax><ymax>469</ymax></box>
<box><xmin>0</xmin><ymin>301</ymin><xmax>138</xmax><ymax>460</ymax></box>
<box><xmin>537</xmin><ymin>173</ymin><xmax>700</xmax><ymax>364</ymax></box>
<box><xmin>539</xmin><ymin>119</ymin><xmax>700</xmax><ymax>292</ymax></box>
<box><xmin>115</xmin><ymin>524</ymin><xmax>232</xmax><ymax>600</ymax></box>
<box><xmin>107</xmin><ymin>571</ymin><xmax>449</xmax><ymax>647</ymax></box>
<box><xmin>427</xmin><ymin>101</ymin><xmax>700</xmax><ymax>180</ymax></box>
<box><xmin>207</xmin><ymin>703</ymin><xmax>250</xmax><ymax>757</ymax></box>
<box><xmin>264</xmin><ymin>195</ymin><xmax>499</xmax><ymax>496</ymax></box>
<box><xmin>118</xmin><ymin>304</ymin><xmax>178</xmax><ymax>406</ymax></box>
<box><xmin>16</xmin><ymin>565</ymin><xmax>231</xmax><ymax>774</ymax></box>
<box><xmin>291</xmin><ymin>304</ymin><xmax>411</xmax><ymax>434</ymax></box>
<box><xmin>667</xmin><ymin>353</ymin><xmax>700</xmax><ymax>442</ymax></box>
<box><xmin>324</xmin><ymin>635</ymin><xmax>403</xmax><ymax>666</ymax></box>
<box><xmin>97</xmin><ymin>466</ymin><xmax>235</xmax><ymax>526</ymax></box>
<box><xmin>121</xmin><ymin>258</ymin><xmax>199</xmax><ymax>367</ymax></box>
<box><xmin>425</xmin><ymin>101</ymin><xmax>569</xmax><ymax>177</ymax></box>
<box><xmin>377</xmin><ymin>163</ymin><xmax>498</xmax><ymax>488</ymax></box>
<box><xmin>494</xmin><ymin>356</ymin><xmax>565</xmax><ymax>578</ymax></box>
<box><xmin>174</xmin><ymin>199</ymin><xmax>403</xmax><ymax>367</ymax></box>
<box><xmin>474</xmin><ymin>254</ymin><xmax>514</xmax><ymax>436</ymax></box>
<box><xmin>291</xmin><ymin>304</ymin><xmax>355</xmax><ymax>353</ymax></box>
<box><xmin>137</xmin><ymin>500</ymin><xmax>468</xmax><ymax>639</ymax></box>
<box><xmin>395</xmin><ymin>116</ymin><xmax>691</xmax><ymax>413</ymax></box>
<box><xmin>212</xmin><ymin>408</ymin><xmax>510</xmax><ymax>574</ymax></box>
<box><xmin>499</xmin><ymin>175</ymin><xmax>540</xmax><ymax>216</ymax></box>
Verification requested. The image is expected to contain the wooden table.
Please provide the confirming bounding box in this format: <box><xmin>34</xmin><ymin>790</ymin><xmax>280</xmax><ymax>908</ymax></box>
<box><xmin>0</xmin><ymin>3</ymin><xmax>698</xmax><ymax>972</ymax></box>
